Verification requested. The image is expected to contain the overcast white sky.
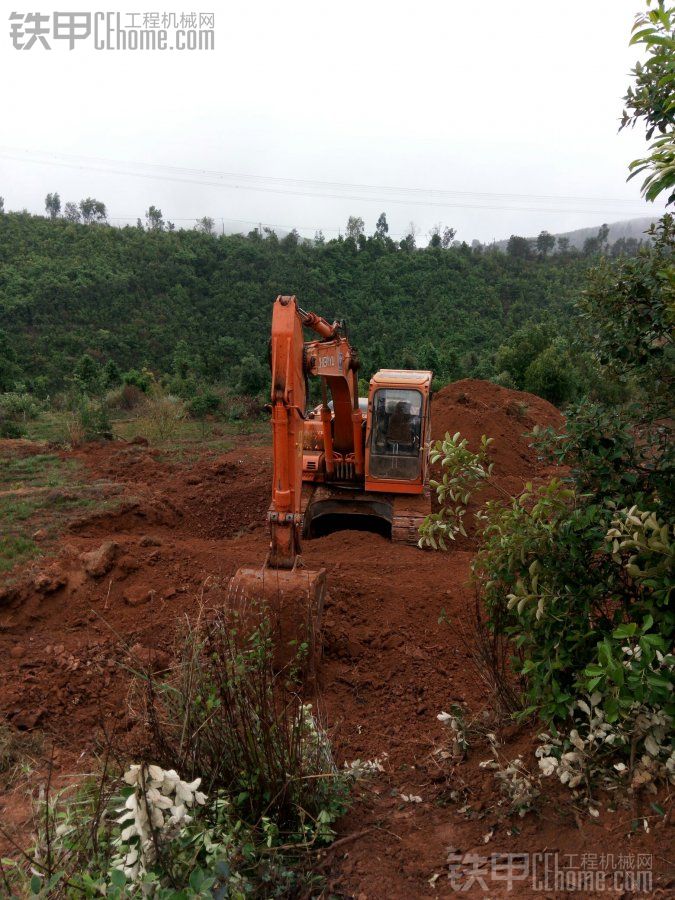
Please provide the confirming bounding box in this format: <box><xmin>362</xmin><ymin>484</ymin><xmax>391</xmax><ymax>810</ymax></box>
<box><xmin>0</xmin><ymin>0</ymin><xmax>666</xmax><ymax>242</ymax></box>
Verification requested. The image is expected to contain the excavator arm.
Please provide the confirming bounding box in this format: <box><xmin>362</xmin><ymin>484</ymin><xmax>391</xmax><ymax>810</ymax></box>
<box><xmin>230</xmin><ymin>294</ymin><xmax>358</xmax><ymax>667</ymax></box>
<box><xmin>267</xmin><ymin>295</ymin><xmax>361</xmax><ymax>568</ymax></box>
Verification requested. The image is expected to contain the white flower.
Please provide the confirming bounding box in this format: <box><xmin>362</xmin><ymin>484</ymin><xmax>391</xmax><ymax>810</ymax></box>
<box><xmin>160</xmin><ymin>769</ymin><xmax>180</xmax><ymax>794</ymax></box>
<box><xmin>437</xmin><ymin>711</ymin><xmax>452</xmax><ymax>723</ymax></box>
<box><xmin>150</xmin><ymin>805</ymin><xmax>164</xmax><ymax>829</ymax></box>
<box><xmin>115</xmin><ymin>763</ymin><xmax>209</xmax><ymax>886</ymax></box>
<box><xmin>148</xmin><ymin>764</ymin><xmax>164</xmax><ymax>782</ymax></box>
<box><xmin>175</xmin><ymin>777</ymin><xmax>202</xmax><ymax>805</ymax></box>
<box><xmin>121</xmin><ymin>823</ymin><xmax>138</xmax><ymax>842</ymax></box>
<box><xmin>146</xmin><ymin>787</ymin><xmax>173</xmax><ymax>809</ymax></box>
<box><xmin>538</xmin><ymin>756</ymin><xmax>558</xmax><ymax>777</ymax></box>
<box><xmin>569</xmin><ymin>730</ymin><xmax>585</xmax><ymax>751</ymax></box>
<box><xmin>123</xmin><ymin>765</ymin><xmax>142</xmax><ymax>786</ymax></box>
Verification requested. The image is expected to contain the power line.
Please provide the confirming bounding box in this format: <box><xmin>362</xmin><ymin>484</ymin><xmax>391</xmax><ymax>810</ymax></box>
<box><xmin>0</xmin><ymin>147</ymin><xmax>658</xmax><ymax>217</ymax></box>
<box><xmin>0</xmin><ymin>145</ymin><xmax>649</xmax><ymax>205</ymax></box>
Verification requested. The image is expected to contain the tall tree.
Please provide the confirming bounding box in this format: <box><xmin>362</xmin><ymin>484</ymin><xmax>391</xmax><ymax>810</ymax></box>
<box><xmin>536</xmin><ymin>230</ymin><xmax>555</xmax><ymax>257</ymax></box>
<box><xmin>374</xmin><ymin>212</ymin><xmax>389</xmax><ymax>239</ymax></box>
<box><xmin>45</xmin><ymin>192</ymin><xmax>61</xmax><ymax>219</ymax></box>
<box><xmin>345</xmin><ymin>216</ymin><xmax>365</xmax><ymax>240</ymax></box>
<box><xmin>79</xmin><ymin>198</ymin><xmax>107</xmax><ymax>224</ymax></box>
<box><xmin>63</xmin><ymin>201</ymin><xmax>81</xmax><ymax>223</ymax></box>
<box><xmin>145</xmin><ymin>206</ymin><xmax>165</xmax><ymax>231</ymax></box>
<box><xmin>428</xmin><ymin>223</ymin><xmax>442</xmax><ymax>248</ymax></box>
<box><xmin>400</xmin><ymin>221</ymin><xmax>418</xmax><ymax>251</ymax></box>
<box><xmin>195</xmin><ymin>216</ymin><xmax>214</xmax><ymax>235</ymax></box>
<box><xmin>506</xmin><ymin>235</ymin><xmax>532</xmax><ymax>258</ymax></box>
<box><xmin>441</xmin><ymin>226</ymin><xmax>457</xmax><ymax>248</ymax></box>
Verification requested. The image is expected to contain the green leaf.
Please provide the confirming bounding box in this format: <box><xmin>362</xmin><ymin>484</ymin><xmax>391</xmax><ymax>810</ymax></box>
<box><xmin>612</xmin><ymin>622</ymin><xmax>637</xmax><ymax>639</ymax></box>
<box><xmin>110</xmin><ymin>868</ymin><xmax>126</xmax><ymax>888</ymax></box>
<box><xmin>189</xmin><ymin>868</ymin><xmax>205</xmax><ymax>891</ymax></box>
<box><xmin>604</xmin><ymin>697</ymin><xmax>619</xmax><ymax>722</ymax></box>
<box><xmin>30</xmin><ymin>874</ymin><xmax>42</xmax><ymax>895</ymax></box>
<box><xmin>584</xmin><ymin>665</ymin><xmax>604</xmax><ymax>676</ymax></box>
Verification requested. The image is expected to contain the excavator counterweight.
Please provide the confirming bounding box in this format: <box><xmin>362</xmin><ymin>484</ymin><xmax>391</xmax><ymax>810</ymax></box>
<box><xmin>230</xmin><ymin>295</ymin><xmax>432</xmax><ymax>669</ymax></box>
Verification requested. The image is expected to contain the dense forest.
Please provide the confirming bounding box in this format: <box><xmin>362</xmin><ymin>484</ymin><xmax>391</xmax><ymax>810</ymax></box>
<box><xmin>0</xmin><ymin>206</ymin><xmax>639</xmax><ymax>406</ymax></box>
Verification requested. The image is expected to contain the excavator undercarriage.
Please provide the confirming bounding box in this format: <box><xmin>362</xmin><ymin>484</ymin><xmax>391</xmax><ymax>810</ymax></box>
<box><xmin>300</xmin><ymin>483</ymin><xmax>431</xmax><ymax>545</ymax></box>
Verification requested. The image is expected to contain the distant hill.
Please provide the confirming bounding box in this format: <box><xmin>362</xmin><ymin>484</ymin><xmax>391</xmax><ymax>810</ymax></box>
<box><xmin>493</xmin><ymin>216</ymin><xmax>657</xmax><ymax>251</ymax></box>
<box><xmin>0</xmin><ymin>210</ymin><xmax>591</xmax><ymax>392</ymax></box>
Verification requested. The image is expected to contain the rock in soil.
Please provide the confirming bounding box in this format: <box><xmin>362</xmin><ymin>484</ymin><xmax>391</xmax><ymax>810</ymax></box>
<box><xmin>80</xmin><ymin>541</ymin><xmax>118</xmax><ymax>578</ymax></box>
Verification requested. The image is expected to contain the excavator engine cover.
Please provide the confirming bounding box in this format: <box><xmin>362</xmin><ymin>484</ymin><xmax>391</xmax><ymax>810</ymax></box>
<box><xmin>229</xmin><ymin>565</ymin><xmax>326</xmax><ymax>671</ymax></box>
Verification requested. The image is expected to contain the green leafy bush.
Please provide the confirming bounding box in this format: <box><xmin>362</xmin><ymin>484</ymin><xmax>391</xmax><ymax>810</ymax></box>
<box><xmin>122</xmin><ymin>368</ymin><xmax>151</xmax><ymax>393</ymax></box>
<box><xmin>64</xmin><ymin>393</ymin><xmax>112</xmax><ymax>444</ymax></box>
<box><xmin>142</xmin><ymin>608</ymin><xmax>349</xmax><ymax>843</ymax></box>
<box><xmin>187</xmin><ymin>390</ymin><xmax>221</xmax><ymax>419</ymax></box>
<box><xmin>143</xmin><ymin>387</ymin><xmax>186</xmax><ymax>443</ymax></box>
<box><xmin>418</xmin><ymin>432</ymin><xmax>494</xmax><ymax>548</ymax></box>
<box><xmin>0</xmin><ymin>392</ymin><xmax>41</xmax><ymax>421</ymax></box>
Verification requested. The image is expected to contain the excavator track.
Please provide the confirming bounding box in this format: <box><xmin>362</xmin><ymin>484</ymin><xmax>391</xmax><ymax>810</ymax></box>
<box><xmin>300</xmin><ymin>484</ymin><xmax>430</xmax><ymax>545</ymax></box>
<box><xmin>391</xmin><ymin>488</ymin><xmax>431</xmax><ymax>545</ymax></box>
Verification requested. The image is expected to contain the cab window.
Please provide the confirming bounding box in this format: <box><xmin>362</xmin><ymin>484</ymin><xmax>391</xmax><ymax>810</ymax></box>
<box><xmin>369</xmin><ymin>388</ymin><xmax>423</xmax><ymax>480</ymax></box>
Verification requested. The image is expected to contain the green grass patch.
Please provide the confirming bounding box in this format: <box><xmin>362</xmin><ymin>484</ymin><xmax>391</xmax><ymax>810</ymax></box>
<box><xmin>0</xmin><ymin>534</ymin><xmax>39</xmax><ymax>573</ymax></box>
<box><xmin>0</xmin><ymin>447</ymin><xmax>118</xmax><ymax>581</ymax></box>
<box><xmin>0</xmin><ymin>453</ymin><xmax>80</xmax><ymax>489</ymax></box>
<box><xmin>0</xmin><ymin>495</ymin><xmax>43</xmax><ymax>523</ymax></box>
<box><xmin>20</xmin><ymin>407</ymin><xmax>269</xmax><ymax>450</ymax></box>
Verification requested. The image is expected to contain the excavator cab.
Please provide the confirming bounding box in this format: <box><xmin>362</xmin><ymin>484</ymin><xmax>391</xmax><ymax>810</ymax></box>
<box><xmin>365</xmin><ymin>370</ymin><xmax>432</xmax><ymax>491</ymax></box>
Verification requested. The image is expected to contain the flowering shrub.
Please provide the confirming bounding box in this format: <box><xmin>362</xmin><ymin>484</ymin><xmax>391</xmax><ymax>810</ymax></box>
<box><xmin>7</xmin><ymin>612</ymin><xmax>356</xmax><ymax>897</ymax></box>
<box><xmin>536</xmin><ymin>679</ymin><xmax>674</xmax><ymax>801</ymax></box>
<box><xmin>142</xmin><ymin>609</ymin><xmax>350</xmax><ymax>845</ymax></box>
<box><xmin>113</xmin><ymin>764</ymin><xmax>207</xmax><ymax>882</ymax></box>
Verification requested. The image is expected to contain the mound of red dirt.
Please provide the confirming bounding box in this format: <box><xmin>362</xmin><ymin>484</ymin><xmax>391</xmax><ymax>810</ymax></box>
<box><xmin>432</xmin><ymin>377</ymin><xmax>562</xmax><ymax>480</ymax></box>
<box><xmin>428</xmin><ymin>379</ymin><xmax>564</xmax><ymax>533</ymax></box>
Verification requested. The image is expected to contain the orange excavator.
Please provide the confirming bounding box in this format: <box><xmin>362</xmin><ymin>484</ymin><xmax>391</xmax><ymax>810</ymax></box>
<box><xmin>231</xmin><ymin>295</ymin><xmax>433</xmax><ymax>662</ymax></box>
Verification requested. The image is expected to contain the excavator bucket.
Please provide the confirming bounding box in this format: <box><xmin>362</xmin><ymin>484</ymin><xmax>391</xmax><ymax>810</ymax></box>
<box><xmin>228</xmin><ymin>565</ymin><xmax>327</xmax><ymax>671</ymax></box>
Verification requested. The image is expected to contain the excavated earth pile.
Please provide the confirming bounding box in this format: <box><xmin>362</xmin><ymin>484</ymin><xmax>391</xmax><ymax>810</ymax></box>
<box><xmin>0</xmin><ymin>381</ymin><xmax>669</xmax><ymax>897</ymax></box>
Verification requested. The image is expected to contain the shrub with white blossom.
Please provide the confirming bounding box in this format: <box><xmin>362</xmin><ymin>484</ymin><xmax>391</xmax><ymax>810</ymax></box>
<box><xmin>112</xmin><ymin>764</ymin><xmax>207</xmax><ymax>882</ymax></box>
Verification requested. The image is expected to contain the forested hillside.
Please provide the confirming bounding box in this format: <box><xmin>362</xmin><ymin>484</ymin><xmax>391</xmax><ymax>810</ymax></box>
<box><xmin>0</xmin><ymin>210</ymin><xmax>596</xmax><ymax>399</ymax></box>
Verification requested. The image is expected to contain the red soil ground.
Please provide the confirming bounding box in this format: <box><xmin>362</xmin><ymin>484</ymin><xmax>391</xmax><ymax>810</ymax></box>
<box><xmin>0</xmin><ymin>380</ymin><xmax>671</xmax><ymax>897</ymax></box>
